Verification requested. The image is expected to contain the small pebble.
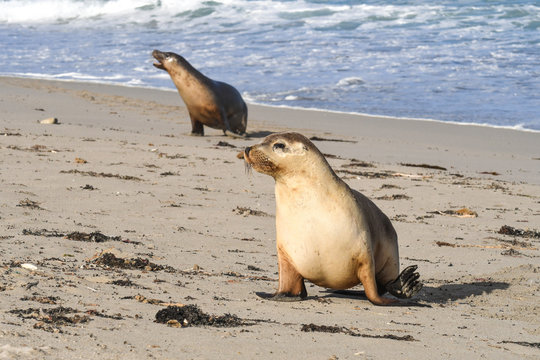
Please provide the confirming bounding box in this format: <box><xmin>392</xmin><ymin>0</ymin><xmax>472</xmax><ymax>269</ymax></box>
<box><xmin>21</xmin><ymin>263</ymin><xmax>38</xmax><ymax>271</ymax></box>
<box><xmin>39</xmin><ymin>117</ymin><xmax>58</xmax><ymax>124</ymax></box>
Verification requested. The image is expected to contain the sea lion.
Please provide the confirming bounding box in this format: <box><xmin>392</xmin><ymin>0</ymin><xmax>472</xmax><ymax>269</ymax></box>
<box><xmin>243</xmin><ymin>132</ymin><xmax>422</xmax><ymax>305</ymax></box>
<box><xmin>152</xmin><ymin>50</ymin><xmax>247</xmax><ymax>136</ymax></box>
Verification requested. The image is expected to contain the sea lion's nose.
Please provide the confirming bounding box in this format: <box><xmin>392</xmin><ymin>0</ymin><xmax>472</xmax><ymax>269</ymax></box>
<box><xmin>245</xmin><ymin>146</ymin><xmax>252</xmax><ymax>156</ymax></box>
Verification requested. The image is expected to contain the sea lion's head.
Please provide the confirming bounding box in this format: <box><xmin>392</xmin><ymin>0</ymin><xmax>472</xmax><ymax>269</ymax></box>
<box><xmin>152</xmin><ymin>50</ymin><xmax>188</xmax><ymax>72</ymax></box>
<box><xmin>244</xmin><ymin>132</ymin><xmax>329</xmax><ymax>180</ymax></box>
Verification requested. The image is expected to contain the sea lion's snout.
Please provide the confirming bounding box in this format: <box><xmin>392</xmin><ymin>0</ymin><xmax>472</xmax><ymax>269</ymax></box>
<box><xmin>241</xmin><ymin>141</ymin><xmax>279</xmax><ymax>176</ymax></box>
<box><xmin>152</xmin><ymin>49</ymin><xmax>164</xmax><ymax>59</ymax></box>
<box><xmin>152</xmin><ymin>50</ymin><xmax>166</xmax><ymax>70</ymax></box>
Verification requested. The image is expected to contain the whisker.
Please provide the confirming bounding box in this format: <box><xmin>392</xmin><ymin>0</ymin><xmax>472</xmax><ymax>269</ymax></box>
<box><xmin>244</xmin><ymin>160</ymin><xmax>253</xmax><ymax>176</ymax></box>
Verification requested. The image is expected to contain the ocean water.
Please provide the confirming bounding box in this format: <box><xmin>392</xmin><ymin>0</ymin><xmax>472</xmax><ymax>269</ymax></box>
<box><xmin>0</xmin><ymin>0</ymin><xmax>539</xmax><ymax>131</ymax></box>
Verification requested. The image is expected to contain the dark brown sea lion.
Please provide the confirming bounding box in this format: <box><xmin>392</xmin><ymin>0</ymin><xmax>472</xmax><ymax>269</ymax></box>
<box><xmin>152</xmin><ymin>50</ymin><xmax>247</xmax><ymax>136</ymax></box>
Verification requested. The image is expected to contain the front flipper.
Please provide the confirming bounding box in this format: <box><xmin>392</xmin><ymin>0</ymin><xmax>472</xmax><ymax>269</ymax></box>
<box><xmin>224</xmin><ymin>129</ymin><xmax>247</xmax><ymax>139</ymax></box>
<box><xmin>221</xmin><ymin>113</ymin><xmax>246</xmax><ymax>138</ymax></box>
<box><xmin>189</xmin><ymin>114</ymin><xmax>205</xmax><ymax>136</ymax></box>
<box><xmin>220</xmin><ymin>109</ymin><xmax>233</xmax><ymax>136</ymax></box>
<box><xmin>256</xmin><ymin>285</ymin><xmax>307</xmax><ymax>302</ymax></box>
<box><xmin>257</xmin><ymin>245</ymin><xmax>307</xmax><ymax>301</ymax></box>
<box><xmin>385</xmin><ymin>265</ymin><xmax>422</xmax><ymax>299</ymax></box>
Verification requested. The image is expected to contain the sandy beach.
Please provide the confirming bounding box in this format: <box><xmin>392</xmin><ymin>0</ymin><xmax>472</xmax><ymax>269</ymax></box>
<box><xmin>1</xmin><ymin>76</ymin><xmax>539</xmax><ymax>359</ymax></box>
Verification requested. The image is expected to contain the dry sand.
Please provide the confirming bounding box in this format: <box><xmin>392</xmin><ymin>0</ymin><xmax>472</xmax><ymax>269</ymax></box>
<box><xmin>0</xmin><ymin>76</ymin><xmax>539</xmax><ymax>359</ymax></box>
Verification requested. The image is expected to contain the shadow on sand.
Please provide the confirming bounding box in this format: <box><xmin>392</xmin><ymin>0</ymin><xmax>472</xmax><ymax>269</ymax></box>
<box><xmin>245</xmin><ymin>130</ymin><xmax>275</xmax><ymax>139</ymax></box>
<box><xmin>319</xmin><ymin>280</ymin><xmax>510</xmax><ymax>307</ymax></box>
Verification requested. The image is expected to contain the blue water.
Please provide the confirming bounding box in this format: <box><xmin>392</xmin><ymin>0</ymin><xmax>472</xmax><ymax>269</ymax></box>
<box><xmin>1</xmin><ymin>0</ymin><xmax>539</xmax><ymax>131</ymax></box>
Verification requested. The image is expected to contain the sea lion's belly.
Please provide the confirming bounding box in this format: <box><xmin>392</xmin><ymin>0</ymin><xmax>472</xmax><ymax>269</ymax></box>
<box><xmin>277</xmin><ymin>205</ymin><xmax>366</xmax><ymax>290</ymax></box>
<box><xmin>191</xmin><ymin>104</ymin><xmax>222</xmax><ymax>125</ymax></box>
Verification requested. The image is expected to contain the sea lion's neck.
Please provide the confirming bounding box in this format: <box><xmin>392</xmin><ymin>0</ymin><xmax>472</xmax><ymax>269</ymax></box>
<box><xmin>274</xmin><ymin>163</ymin><xmax>343</xmax><ymax>198</ymax></box>
<box><xmin>169</xmin><ymin>59</ymin><xmax>212</xmax><ymax>90</ymax></box>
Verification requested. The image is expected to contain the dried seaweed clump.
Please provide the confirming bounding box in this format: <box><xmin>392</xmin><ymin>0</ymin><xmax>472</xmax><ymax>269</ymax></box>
<box><xmin>9</xmin><ymin>306</ymin><xmax>90</xmax><ymax>333</ymax></box>
<box><xmin>155</xmin><ymin>304</ymin><xmax>244</xmax><ymax>328</ymax></box>
<box><xmin>17</xmin><ymin>199</ymin><xmax>43</xmax><ymax>210</ymax></box>
<box><xmin>375</xmin><ymin>194</ymin><xmax>411</xmax><ymax>201</ymax></box>
<box><xmin>498</xmin><ymin>225</ymin><xmax>540</xmax><ymax>239</ymax></box>
<box><xmin>92</xmin><ymin>252</ymin><xmax>171</xmax><ymax>272</ymax></box>
<box><xmin>233</xmin><ymin>206</ymin><xmax>270</xmax><ymax>217</ymax></box>
<box><xmin>301</xmin><ymin>323</ymin><xmax>342</xmax><ymax>333</ymax></box>
<box><xmin>66</xmin><ymin>231</ymin><xmax>121</xmax><ymax>242</ymax></box>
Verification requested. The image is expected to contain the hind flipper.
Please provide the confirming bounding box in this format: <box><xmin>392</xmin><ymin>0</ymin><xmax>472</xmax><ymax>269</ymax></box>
<box><xmin>385</xmin><ymin>265</ymin><xmax>422</xmax><ymax>299</ymax></box>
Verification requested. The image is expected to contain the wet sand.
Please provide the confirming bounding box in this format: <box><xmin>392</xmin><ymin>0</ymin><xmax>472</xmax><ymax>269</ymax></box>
<box><xmin>1</xmin><ymin>76</ymin><xmax>539</xmax><ymax>359</ymax></box>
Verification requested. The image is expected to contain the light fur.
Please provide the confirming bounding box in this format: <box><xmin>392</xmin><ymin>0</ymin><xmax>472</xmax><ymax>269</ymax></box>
<box><xmin>245</xmin><ymin>132</ymin><xmax>402</xmax><ymax>305</ymax></box>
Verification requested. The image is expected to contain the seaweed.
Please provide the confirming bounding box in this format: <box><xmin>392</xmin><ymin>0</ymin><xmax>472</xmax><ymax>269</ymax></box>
<box><xmin>60</xmin><ymin>169</ymin><xmax>142</xmax><ymax>181</ymax></box>
<box><xmin>336</xmin><ymin>169</ymin><xmax>394</xmax><ymax>179</ymax></box>
<box><xmin>301</xmin><ymin>323</ymin><xmax>416</xmax><ymax>341</ymax></box>
<box><xmin>215</xmin><ymin>141</ymin><xmax>237</xmax><ymax>148</ymax></box>
<box><xmin>157</xmin><ymin>152</ymin><xmax>188</xmax><ymax>159</ymax></box>
<box><xmin>155</xmin><ymin>304</ymin><xmax>246</xmax><ymax>328</ymax></box>
<box><xmin>22</xmin><ymin>229</ymin><xmax>64</xmax><ymax>237</ymax></box>
<box><xmin>0</xmin><ymin>131</ymin><xmax>21</xmax><ymax>136</ymax></box>
<box><xmin>500</xmin><ymin>340</ymin><xmax>540</xmax><ymax>349</ymax></box>
<box><xmin>109</xmin><ymin>279</ymin><xmax>137</xmax><ymax>287</ymax></box>
<box><xmin>22</xmin><ymin>229</ymin><xmax>141</xmax><ymax>244</ymax></box>
<box><xmin>7</xmin><ymin>144</ymin><xmax>55</xmax><ymax>152</ymax></box>
<box><xmin>10</xmin><ymin>306</ymin><xmax>91</xmax><ymax>333</ymax></box>
<box><xmin>66</xmin><ymin>231</ymin><xmax>121</xmax><ymax>242</ymax></box>
<box><xmin>9</xmin><ymin>306</ymin><xmax>122</xmax><ymax>333</ymax></box>
<box><xmin>375</xmin><ymin>194</ymin><xmax>411</xmax><ymax>201</ymax></box>
<box><xmin>400</xmin><ymin>163</ymin><xmax>447</xmax><ymax>171</ymax></box>
<box><xmin>20</xmin><ymin>295</ymin><xmax>59</xmax><ymax>304</ymax></box>
<box><xmin>309</xmin><ymin>136</ymin><xmax>357</xmax><ymax>144</ymax></box>
<box><xmin>17</xmin><ymin>199</ymin><xmax>44</xmax><ymax>210</ymax></box>
<box><xmin>247</xmin><ymin>265</ymin><xmax>263</xmax><ymax>272</ymax></box>
<box><xmin>380</xmin><ymin>184</ymin><xmax>402</xmax><ymax>190</ymax></box>
<box><xmin>498</xmin><ymin>225</ymin><xmax>540</xmax><ymax>239</ymax></box>
<box><xmin>91</xmin><ymin>252</ymin><xmax>174</xmax><ymax>272</ymax></box>
<box><xmin>233</xmin><ymin>206</ymin><xmax>270</xmax><ymax>217</ymax></box>
<box><xmin>342</xmin><ymin>161</ymin><xmax>375</xmax><ymax>168</ymax></box>
<box><xmin>301</xmin><ymin>324</ymin><xmax>342</xmax><ymax>333</ymax></box>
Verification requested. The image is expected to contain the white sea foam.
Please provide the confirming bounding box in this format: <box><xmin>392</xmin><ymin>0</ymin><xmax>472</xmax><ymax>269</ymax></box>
<box><xmin>0</xmin><ymin>0</ymin><xmax>451</xmax><ymax>28</ymax></box>
<box><xmin>0</xmin><ymin>0</ymin><xmax>144</xmax><ymax>23</ymax></box>
<box><xmin>336</xmin><ymin>77</ymin><xmax>365</xmax><ymax>87</ymax></box>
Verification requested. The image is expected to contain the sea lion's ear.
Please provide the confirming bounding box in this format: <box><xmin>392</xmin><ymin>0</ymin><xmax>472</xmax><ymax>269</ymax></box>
<box><xmin>289</xmin><ymin>142</ymin><xmax>307</xmax><ymax>155</ymax></box>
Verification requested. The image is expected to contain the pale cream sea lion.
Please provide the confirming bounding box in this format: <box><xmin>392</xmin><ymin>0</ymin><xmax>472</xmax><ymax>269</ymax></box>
<box><xmin>152</xmin><ymin>50</ymin><xmax>247</xmax><ymax>136</ymax></box>
<box><xmin>244</xmin><ymin>132</ymin><xmax>422</xmax><ymax>305</ymax></box>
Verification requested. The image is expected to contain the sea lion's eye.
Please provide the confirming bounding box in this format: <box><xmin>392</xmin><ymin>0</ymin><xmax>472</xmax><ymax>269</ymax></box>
<box><xmin>273</xmin><ymin>143</ymin><xmax>286</xmax><ymax>151</ymax></box>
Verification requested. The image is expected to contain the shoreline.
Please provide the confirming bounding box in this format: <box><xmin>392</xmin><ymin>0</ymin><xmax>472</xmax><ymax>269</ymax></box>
<box><xmin>1</xmin><ymin>75</ymin><xmax>538</xmax><ymax>186</ymax></box>
<box><xmin>1</xmin><ymin>75</ymin><xmax>539</xmax><ymax>359</ymax></box>
<box><xmin>2</xmin><ymin>74</ymin><xmax>539</xmax><ymax>134</ymax></box>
